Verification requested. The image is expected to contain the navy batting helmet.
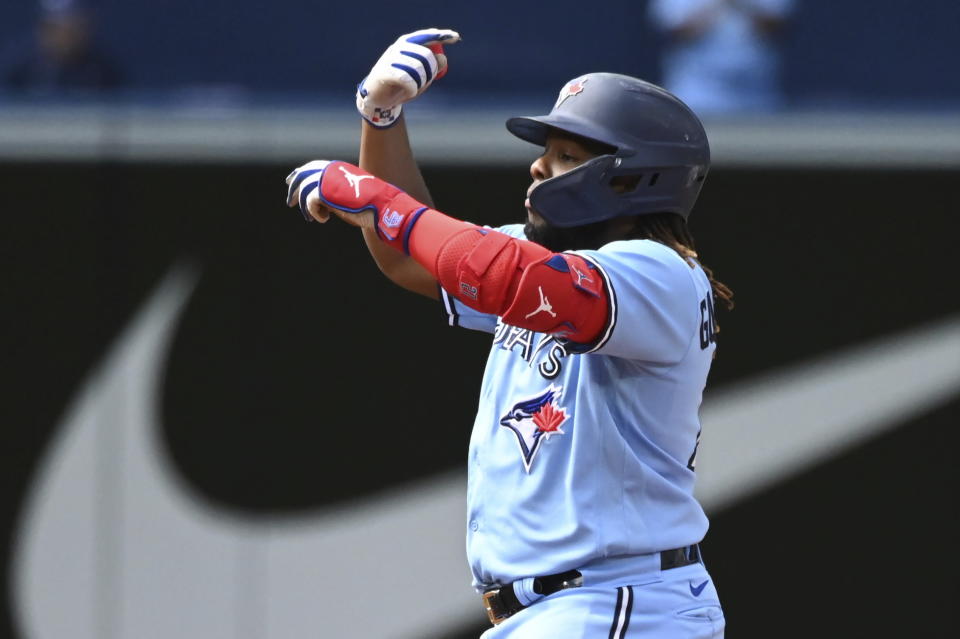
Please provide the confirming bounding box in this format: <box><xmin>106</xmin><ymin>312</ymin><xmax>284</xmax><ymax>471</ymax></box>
<box><xmin>506</xmin><ymin>73</ymin><xmax>710</xmax><ymax>228</ymax></box>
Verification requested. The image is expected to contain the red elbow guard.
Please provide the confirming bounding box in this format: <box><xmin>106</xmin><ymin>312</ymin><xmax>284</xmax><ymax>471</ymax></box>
<box><xmin>410</xmin><ymin>214</ymin><xmax>609</xmax><ymax>343</ymax></box>
<box><xmin>500</xmin><ymin>252</ymin><xmax>608</xmax><ymax>341</ymax></box>
<box><xmin>435</xmin><ymin>229</ymin><xmax>526</xmax><ymax>311</ymax></box>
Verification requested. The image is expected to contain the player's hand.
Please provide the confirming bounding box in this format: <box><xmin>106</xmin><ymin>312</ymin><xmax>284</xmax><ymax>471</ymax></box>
<box><xmin>286</xmin><ymin>160</ymin><xmax>375</xmax><ymax>227</ymax></box>
<box><xmin>356</xmin><ymin>28</ymin><xmax>460</xmax><ymax>128</ymax></box>
<box><xmin>285</xmin><ymin>160</ymin><xmax>433</xmax><ymax>255</ymax></box>
<box><xmin>284</xmin><ymin>160</ymin><xmax>376</xmax><ymax>229</ymax></box>
<box><xmin>285</xmin><ymin>160</ymin><xmax>334</xmax><ymax>223</ymax></box>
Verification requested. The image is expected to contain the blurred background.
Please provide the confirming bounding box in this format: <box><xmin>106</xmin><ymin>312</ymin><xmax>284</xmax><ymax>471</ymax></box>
<box><xmin>1</xmin><ymin>1</ymin><xmax>958</xmax><ymax>638</ymax></box>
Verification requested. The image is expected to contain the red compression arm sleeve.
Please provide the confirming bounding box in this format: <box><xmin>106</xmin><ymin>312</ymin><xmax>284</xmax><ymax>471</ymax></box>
<box><xmin>407</xmin><ymin>209</ymin><xmax>609</xmax><ymax>343</ymax></box>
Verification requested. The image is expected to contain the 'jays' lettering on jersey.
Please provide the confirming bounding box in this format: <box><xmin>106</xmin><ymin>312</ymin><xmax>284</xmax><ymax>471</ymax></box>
<box><xmin>440</xmin><ymin>224</ymin><xmax>717</xmax><ymax>589</ymax></box>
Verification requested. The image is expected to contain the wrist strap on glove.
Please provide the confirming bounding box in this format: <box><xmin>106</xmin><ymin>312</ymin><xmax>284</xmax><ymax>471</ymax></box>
<box><xmin>356</xmin><ymin>81</ymin><xmax>404</xmax><ymax>128</ymax></box>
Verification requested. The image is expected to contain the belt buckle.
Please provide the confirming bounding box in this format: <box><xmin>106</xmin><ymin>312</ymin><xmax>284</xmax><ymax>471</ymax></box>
<box><xmin>481</xmin><ymin>589</ymin><xmax>509</xmax><ymax>626</ymax></box>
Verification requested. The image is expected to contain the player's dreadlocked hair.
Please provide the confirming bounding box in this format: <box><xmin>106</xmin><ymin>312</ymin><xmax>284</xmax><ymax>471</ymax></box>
<box><xmin>626</xmin><ymin>212</ymin><xmax>734</xmax><ymax>312</ymax></box>
<box><xmin>525</xmin><ymin>210</ymin><xmax>734</xmax><ymax>314</ymax></box>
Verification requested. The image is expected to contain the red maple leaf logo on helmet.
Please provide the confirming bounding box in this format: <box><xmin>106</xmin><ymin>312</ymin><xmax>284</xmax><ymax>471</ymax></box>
<box><xmin>555</xmin><ymin>78</ymin><xmax>588</xmax><ymax>108</ymax></box>
<box><xmin>532</xmin><ymin>401</ymin><xmax>569</xmax><ymax>433</ymax></box>
<box><xmin>567</xmin><ymin>79</ymin><xmax>587</xmax><ymax>96</ymax></box>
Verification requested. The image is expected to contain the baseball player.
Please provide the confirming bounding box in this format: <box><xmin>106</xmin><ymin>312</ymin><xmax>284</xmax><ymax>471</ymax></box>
<box><xmin>285</xmin><ymin>29</ymin><xmax>733</xmax><ymax>638</ymax></box>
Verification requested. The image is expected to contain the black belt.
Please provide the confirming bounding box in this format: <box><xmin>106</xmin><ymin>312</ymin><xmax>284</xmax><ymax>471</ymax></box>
<box><xmin>481</xmin><ymin>544</ymin><xmax>701</xmax><ymax>626</ymax></box>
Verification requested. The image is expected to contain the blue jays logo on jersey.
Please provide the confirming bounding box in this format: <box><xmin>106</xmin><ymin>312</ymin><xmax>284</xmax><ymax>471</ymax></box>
<box><xmin>499</xmin><ymin>384</ymin><xmax>571</xmax><ymax>473</ymax></box>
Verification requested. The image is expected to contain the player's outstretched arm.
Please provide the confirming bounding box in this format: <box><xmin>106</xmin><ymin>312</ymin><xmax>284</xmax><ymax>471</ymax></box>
<box><xmin>286</xmin><ymin>162</ymin><xmax>610</xmax><ymax>344</ymax></box>
<box><xmin>353</xmin><ymin>29</ymin><xmax>459</xmax><ymax>299</ymax></box>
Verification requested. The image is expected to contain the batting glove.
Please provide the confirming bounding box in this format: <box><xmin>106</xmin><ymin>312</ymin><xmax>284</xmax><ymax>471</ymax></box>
<box><xmin>285</xmin><ymin>160</ymin><xmax>332</xmax><ymax>222</ymax></box>
<box><xmin>356</xmin><ymin>28</ymin><xmax>460</xmax><ymax>128</ymax></box>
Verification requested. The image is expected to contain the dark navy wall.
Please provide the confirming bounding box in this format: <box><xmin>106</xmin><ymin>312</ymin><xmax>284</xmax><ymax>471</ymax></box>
<box><xmin>783</xmin><ymin>0</ymin><xmax>960</xmax><ymax>108</ymax></box>
<box><xmin>0</xmin><ymin>1</ymin><xmax>659</xmax><ymax>97</ymax></box>
<box><xmin>2</xmin><ymin>0</ymin><xmax>959</xmax><ymax>106</ymax></box>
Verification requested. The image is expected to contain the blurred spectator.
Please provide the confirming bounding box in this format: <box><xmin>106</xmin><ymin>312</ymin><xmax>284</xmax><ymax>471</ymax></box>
<box><xmin>2</xmin><ymin>0</ymin><xmax>124</xmax><ymax>93</ymax></box>
<box><xmin>648</xmin><ymin>0</ymin><xmax>794</xmax><ymax>115</ymax></box>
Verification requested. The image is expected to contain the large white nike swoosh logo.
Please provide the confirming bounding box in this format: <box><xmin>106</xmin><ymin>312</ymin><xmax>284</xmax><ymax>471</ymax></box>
<box><xmin>694</xmin><ymin>314</ymin><xmax>960</xmax><ymax>511</ymax></box>
<box><xmin>12</xmin><ymin>267</ymin><xmax>960</xmax><ymax>638</ymax></box>
<box><xmin>12</xmin><ymin>266</ymin><xmax>476</xmax><ymax>639</ymax></box>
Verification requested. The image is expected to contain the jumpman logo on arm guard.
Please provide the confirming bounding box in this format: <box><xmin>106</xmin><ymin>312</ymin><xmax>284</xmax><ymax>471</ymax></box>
<box><xmin>525</xmin><ymin>286</ymin><xmax>557</xmax><ymax>319</ymax></box>
<box><xmin>339</xmin><ymin>165</ymin><xmax>374</xmax><ymax>198</ymax></box>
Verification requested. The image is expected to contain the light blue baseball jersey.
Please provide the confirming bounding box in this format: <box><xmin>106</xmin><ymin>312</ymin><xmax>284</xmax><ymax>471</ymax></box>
<box><xmin>440</xmin><ymin>224</ymin><xmax>718</xmax><ymax>590</ymax></box>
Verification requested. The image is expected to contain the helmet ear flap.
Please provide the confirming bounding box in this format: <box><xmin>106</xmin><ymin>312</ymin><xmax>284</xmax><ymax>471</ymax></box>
<box><xmin>529</xmin><ymin>155</ymin><xmax>624</xmax><ymax>228</ymax></box>
<box><xmin>530</xmin><ymin>153</ymin><xmax>707</xmax><ymax>226</ymax></box>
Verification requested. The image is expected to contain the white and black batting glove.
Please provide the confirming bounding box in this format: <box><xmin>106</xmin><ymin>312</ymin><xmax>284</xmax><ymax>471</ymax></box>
<box><xmin>285</xmin><ymin>160</ymin><xmax>331</xmax><ymax>221</ymax></box>
<box><xmin>356</xmin><ymin>28</ymin><xmax>460</xmax><ymax>128</ymax></box>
